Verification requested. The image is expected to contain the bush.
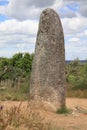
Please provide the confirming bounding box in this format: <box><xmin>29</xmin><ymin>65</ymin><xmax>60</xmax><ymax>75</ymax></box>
<box><xmin>73</xmin><ymin>79</ymin><xmax>87</xmax><ymax>90</ymax></box>
<box><xmin>67</xmin><ymin>60</ymin><xmax>87</xmax><ymax>91</ymax></box>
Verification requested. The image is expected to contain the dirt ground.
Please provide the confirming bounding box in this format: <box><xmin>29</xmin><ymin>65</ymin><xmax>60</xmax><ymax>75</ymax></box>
<box><xmin>1</xmin><ymin>98</ymin><xmax>87</xmax><ymax>130</ymax></box>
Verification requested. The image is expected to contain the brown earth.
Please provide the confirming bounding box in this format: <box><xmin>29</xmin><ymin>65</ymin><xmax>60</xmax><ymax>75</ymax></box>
<box><xmin>1</xmin><ymin>98</ymin><xmax>87</xmax><ymax>130</ymax></box>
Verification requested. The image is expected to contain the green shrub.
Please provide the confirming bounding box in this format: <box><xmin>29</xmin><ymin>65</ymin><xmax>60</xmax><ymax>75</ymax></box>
<box><xmin>68</xmin><ymin>75</ymin><xmax>76</xmax><ymax>83</ymax></box>
<box><xmin>57</xmin><ymin>107</ymin><xmax>72</xmax><ymax>114</ymax></box>
<box><xmin>73</xmin><ymin>79</ymin><xmax>87</xmax><ymax>90</ymax></box>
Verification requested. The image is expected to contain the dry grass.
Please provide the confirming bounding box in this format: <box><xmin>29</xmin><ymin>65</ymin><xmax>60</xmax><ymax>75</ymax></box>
<box><xmin>0</xmin><ymin>102</ymin><xmax>57</xmax><ymax>130</ymax></box>
<box><xmin>66</xmin><ymin>82</ymin><xmax>87</xmax><ymax>98</ymax></box>
<box><xmin>1</xmin><ymin>98</ymin><xmax>87</xmax><ymax>130</ymax></box>
<box><xmin>67</xmin><ymin>89</ymin><xmax>87</xmax><ymax>98</ymax></box>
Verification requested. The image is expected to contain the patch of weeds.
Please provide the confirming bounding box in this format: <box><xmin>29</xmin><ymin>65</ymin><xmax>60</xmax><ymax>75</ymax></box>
<box><xmin>0</xmin><ymin>103</ymin><xmax>58</xmax><ymax>130</ymax></box>
<box><xmin>57</xmin><ymin>107</ymin><xmax>72</xmax><ymax>114</ymax></box>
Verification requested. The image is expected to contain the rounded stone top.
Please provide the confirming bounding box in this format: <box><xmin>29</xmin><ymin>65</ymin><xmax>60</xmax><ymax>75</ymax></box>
<box><xmin>40</xmin><ymin>8</ymin><xmax>59</xmax><ymax>18</ymax></box>
<box><xmin>38</xmin><ymin>8</ymin><xmax>63</xmax><ymax>35</ymax></box>
<box><xmin>41</xmin><ymin>8</ymin><xmax>58</xmax><ymax>14</ymax></box>
<box><xmin>40</xmin><ymin>8</ymin><xmax>59</xmax><ymax>19</ymax></box>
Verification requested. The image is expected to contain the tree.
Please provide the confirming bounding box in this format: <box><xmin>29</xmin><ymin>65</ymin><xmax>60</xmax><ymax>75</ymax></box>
<box><xmin>11</xmin><ymin>53</ymin><xmax>23</xmax><ymax>66</ymax></box>
<box><xmin>67</xmin><ymin>59</ymin><xmax>87</xmax><ymax>90</ymax></box>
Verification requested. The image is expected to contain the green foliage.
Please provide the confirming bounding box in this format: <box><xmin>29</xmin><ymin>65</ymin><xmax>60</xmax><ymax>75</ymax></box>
<box><xmin>0</xmin><ymin>52</ymin><xmax>34</xmax><ymax>101</ymax></box>
<box><xmin>73</xmin><ymin>79</ymin><xmax>87</xmax><ymax>90</ymax></box>
<box><xmin>11</xmin><ymin>52</ymin><xmax>23</xmax><ymax>66</ymax></box>
<box><xmin>0</xmin><ymin>52</ymin><xmax>34</xmax><ymax>80</ymax></box>
<box><xmin>0</xmin><ymin>58</ymin><xmax>10</xmax><ymax>68</ymax></box>
<box><xmin>68</xmin><ymin>75</ymin><xmax>76</xmax><ymax>83</ymax></box>
<box><xmin>0</xmin><ymin>54</ymin><xmax>87</xmax><ymax>100</ymax></box>
<box><xmin>57</xmin><ymin>107</ymin><xmax>72</xmax><ymax>114</ymax></box>
<box><xmin>67</xmin><ymin>58</ymin><xmax>87</xmax><ymax>91</ymax></box>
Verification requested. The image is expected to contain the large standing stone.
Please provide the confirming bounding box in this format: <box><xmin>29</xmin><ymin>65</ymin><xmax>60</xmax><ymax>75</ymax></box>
<box><xmin>30</xmin><ymin>8</ymin><xmax>66</xmax><ymax>109</ymax></box>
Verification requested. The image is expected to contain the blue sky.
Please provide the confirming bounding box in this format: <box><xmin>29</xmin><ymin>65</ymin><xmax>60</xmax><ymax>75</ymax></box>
<box><xmin>0</xmin><ymin>0</ymin><xmax>87</xmax><ymax>60</ymax></box>
<box><xmin>0</xmin><ymin>0</ymin><xmax>8</xmax><ymax>6</ymax></box>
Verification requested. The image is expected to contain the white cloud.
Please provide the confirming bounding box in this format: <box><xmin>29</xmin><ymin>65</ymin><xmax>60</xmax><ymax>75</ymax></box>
<box><xmin>26</xmin><ymin>0</ymin><xmax>55</xmax><ymax>7</ymax></box>
<box><xmin>0</xmin><ymin>0</ymin><xmax>87</xmax><ymax>20</ymax></box>
<box><xmin>0</xmin><ymin>19</ymin><xmax>38</xmax><ymax>48</ymax></box>
<box><xmin>65</xmin><ymin>42</ymin><xmax>87</xmax><ymax>60</ymax></box>
<box><xmin>63</xmin><ymin>0</ymin><xmax>87</xmax><ymax>17</ymax></box>
<box><xmin>0</xmin><ymin>19</ymin><xmax>38</xmax><ymax>57</ymax></box>
<box><xmin>62</xmin><ymin>14</ymin><xmax>87</xmax><ymax>60</ymax></box>
<box><xmin>0</xmin><ymin>43</ymin><xmax>5</xmax><ymax>47</ymax></box>
<box><xmin>68</xmin><ymin>37</ymin><xmax>80</xmax><ymax>42</ymax></box>
<box><xmin>62</xmin><ymin>16</ymin><xmax>87</xmax><ymax>35</ymax></box>
<box><xmin>0</xmin><ymin>0</ymin><xmax>87</xmax><ymax>59</ymax></box>
<box><xmin>0</xmin><ymin>0</ymin><xmax>63</xmax><ymax>20</ymax></box>
<box><xmin>0</xmin><ymin>19</ymin><xmax>38</xmax><ymax>35</ymax></box>
<box><xmin>84</xmin><ymin>30</ymin><xmax>87</xmax><ymax>36</ymax></box>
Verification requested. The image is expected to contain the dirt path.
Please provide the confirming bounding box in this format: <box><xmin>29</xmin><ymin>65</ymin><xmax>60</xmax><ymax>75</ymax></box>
<box><xmin>1</xmin><ymin>98</ymin><xmax>87</xmax><ymax>130</ymax></box>
<box><xmin>40</xmin><ymin>98</ymin><xmax>87</xmax><ymax>130</ymax></box>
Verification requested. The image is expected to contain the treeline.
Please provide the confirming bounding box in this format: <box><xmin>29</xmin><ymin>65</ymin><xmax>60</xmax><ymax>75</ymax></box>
<box><xmin>66</xmin><ymin>58</ymin><xmax>87</xmax><ymax>90</ymax></box>
<box><xmin>0</xmin><ymin>53</ymin><xmax>87</xmax><ymax>91</ymax></box>
<box><xmin>0</xmin><ymin>52</ymin><xmax>34</xmax><ymax>81</ymax></box>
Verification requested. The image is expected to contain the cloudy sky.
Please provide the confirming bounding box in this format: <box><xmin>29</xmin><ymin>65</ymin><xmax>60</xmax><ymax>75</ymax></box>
<box><xmin>0</xmin><ymin>0</ymin><xmax>87</xmax><ymax>60</ymax></box>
